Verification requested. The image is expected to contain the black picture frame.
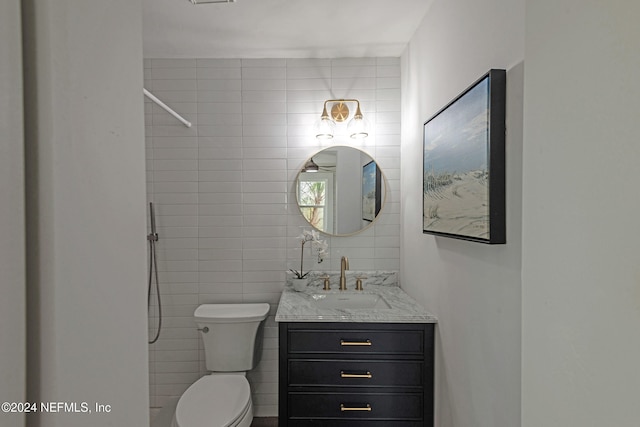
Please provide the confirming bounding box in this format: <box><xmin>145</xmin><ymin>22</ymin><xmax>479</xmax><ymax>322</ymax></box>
<box><xmin>422</xmin><ymin>69</ymin><xmax>506</xmax><ymax>244</ymax></box>
<box><xmin>362</xmin><ymin>160</ymin><xmax>381</xmax><ymax>222</ymax></box>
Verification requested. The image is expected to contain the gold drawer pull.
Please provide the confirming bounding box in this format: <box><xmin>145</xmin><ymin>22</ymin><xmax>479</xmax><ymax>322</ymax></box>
<box><xmin>340</xmin><ymin>339</ymin><xmax>372</xmax><ymax>346</ymax></box>
<box><xmin>341</xmin><ymin>403</ymin><xmax>372</xmax><ymax>412</ymax></box>
<box><xmin>341</xmin><ymin>371</ymin><xmax>372</xmax><ymax>379</ymax></box>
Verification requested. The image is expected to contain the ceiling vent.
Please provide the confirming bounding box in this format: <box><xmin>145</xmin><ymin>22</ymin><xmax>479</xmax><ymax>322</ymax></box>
<box><xmin>189</xmin><ymin>0</ymin><xmax>235</xmax><ymax>4</ymax></box>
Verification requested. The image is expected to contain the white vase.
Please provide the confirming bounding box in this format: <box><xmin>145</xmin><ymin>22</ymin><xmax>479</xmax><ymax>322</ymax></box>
<box><xmin>291</xmin><ymin>277</ymin><xmax>308</xmax><ymax>292</ymax></box>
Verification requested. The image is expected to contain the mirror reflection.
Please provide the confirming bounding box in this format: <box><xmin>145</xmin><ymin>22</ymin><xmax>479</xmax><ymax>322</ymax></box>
<box><xmin>296</xmin><ymin>146</ymin><xmax>386</xmax><ymax>236</ymax></box>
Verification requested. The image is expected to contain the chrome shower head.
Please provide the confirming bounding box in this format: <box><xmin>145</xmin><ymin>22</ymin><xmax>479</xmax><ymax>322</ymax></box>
<box><xmin>148</xmin><ymin>202</ymin><xmax>159</xmax><ymax>242</ymax></box>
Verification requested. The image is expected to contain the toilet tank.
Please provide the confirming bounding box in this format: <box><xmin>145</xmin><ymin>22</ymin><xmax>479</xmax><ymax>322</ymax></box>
<box><xmin>194</xmin><ymin>303</ymin><xmax>270</xmax><ymax>372</ymax></box>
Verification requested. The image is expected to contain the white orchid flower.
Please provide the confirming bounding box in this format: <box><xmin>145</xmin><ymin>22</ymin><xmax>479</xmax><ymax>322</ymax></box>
<box><xmin>290</xmin><ymin>228</ymin><xmax>329</xmax><ymax>278</ymax></box>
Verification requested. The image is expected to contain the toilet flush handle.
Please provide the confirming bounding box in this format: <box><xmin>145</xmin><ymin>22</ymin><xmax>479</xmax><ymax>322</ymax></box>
<box><xmin>197</xmin><ymin>326</ymin><xmax>209</xmax><ymax>333</ymax></box>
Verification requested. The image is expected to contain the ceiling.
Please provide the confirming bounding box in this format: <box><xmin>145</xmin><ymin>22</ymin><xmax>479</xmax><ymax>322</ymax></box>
<box><xmin>142</xmin><ymin>0</ymin><xmax>433</xmax><ymax>58</ymax></box>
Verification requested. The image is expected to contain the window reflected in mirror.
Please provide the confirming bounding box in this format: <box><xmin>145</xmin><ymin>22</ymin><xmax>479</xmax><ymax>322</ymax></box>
<box><xmin>297</xmin><ymin>175</ymin><xmax>332</xmax><ymax>232</ymax></box>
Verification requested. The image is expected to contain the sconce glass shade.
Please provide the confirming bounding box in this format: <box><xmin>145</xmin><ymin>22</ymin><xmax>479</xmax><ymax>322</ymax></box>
<box><xmin>315</xmin><ymin>116</ymin><xmax>335</xmax><ymax>140</ymax></box>
<box><xmin>347</xmin><ymin>115</ymin><xmax>369</xmax><ymax>139</ymax></box>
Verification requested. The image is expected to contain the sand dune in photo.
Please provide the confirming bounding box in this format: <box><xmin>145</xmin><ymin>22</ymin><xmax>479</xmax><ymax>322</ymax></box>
<box><xmin>423</xmin><ymin>170</ymin><xmax>489</xmax><ymax>238</ymax></box>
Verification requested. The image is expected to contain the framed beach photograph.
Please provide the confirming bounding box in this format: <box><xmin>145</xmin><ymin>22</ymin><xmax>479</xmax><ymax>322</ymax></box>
<box><xmin>422</xmin><ymin>69</ymin><xmax>506</xmax><ymax>244</ymax></box>
<box><xmin>362</xmin><ymin>160</ymin><xmax>381</xmax><ymax>222</ymax></box>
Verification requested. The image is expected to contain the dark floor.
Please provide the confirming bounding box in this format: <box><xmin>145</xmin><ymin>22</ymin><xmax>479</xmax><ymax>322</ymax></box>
<box><xmin>251</xmin><ymin>417</ymin><xmax>278</xmax><ymax>427</ymax></box>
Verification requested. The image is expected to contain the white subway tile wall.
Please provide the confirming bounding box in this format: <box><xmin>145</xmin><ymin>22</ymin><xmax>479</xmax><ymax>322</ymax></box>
<box><xmin>145</xmin><ymin>57</ymin><xmax>401</xmax><ymax>417</ymax></box>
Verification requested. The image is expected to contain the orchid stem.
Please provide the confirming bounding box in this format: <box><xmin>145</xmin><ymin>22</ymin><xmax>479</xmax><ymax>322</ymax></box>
<box><xmin>299</xmin><ymin>240</ymin><xmax>305</xmax><ymax>278</ymax></box>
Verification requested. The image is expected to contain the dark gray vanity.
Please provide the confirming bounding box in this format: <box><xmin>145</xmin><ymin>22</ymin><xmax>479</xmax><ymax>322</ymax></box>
<box><xmin>276</xmin><ymin>276</ymin><xmax>437</xmax><ymax>426</ymax></box>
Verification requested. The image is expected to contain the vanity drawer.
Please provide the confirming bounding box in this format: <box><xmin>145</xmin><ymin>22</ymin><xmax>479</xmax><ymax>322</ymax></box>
<box><xmin>288</xmin><ymin>392</ymin><xmax>423</xmax><ymax>421</ymax></box>
<box><xmin>288</xmin><ymin>359</ymin><xmax>423</xmax><ymax>387</ymax></box>
<box><xmin>288</xmin><ymin>329</ymin><xmax>424</xmax><ymax>355</ymax></box>
<box><xmin>283</xmin><ymin>421</ymin><xmax>424</xmax><ymax>427</ymax></box>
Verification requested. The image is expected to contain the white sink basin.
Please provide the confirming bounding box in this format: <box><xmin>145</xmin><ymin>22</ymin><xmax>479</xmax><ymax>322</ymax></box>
<box><xmin>310</xmin><ymin>293</ymin><xmax>392</xmax><ymax>310</ymax></box>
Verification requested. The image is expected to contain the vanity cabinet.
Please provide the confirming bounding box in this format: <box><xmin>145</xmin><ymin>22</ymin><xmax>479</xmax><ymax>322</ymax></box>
<box><xmin>278</xmin><ymin>322</ymin><xmax>434</xmax><ymax>427</ymax></box>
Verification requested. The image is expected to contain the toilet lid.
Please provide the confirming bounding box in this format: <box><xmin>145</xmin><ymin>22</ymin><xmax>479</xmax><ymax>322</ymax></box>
<box><xmin>174</xmin><ymin>375</ymin><xmax>251</xmax><ymax>427</ymax></box>
<box><xmin>194</xmin><ymin>303</ymin><xmax>270</xmax><ymax>323</ymax></box>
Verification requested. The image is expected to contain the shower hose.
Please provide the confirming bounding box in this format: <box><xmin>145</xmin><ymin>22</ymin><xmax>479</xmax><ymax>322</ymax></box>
<box><xmin>148</xmin><ymin>203</ymin><xmax>162</xmax><ymax>344</ymax></box>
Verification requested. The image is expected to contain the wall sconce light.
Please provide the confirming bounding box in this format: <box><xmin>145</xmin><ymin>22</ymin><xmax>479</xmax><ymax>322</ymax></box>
<box><xmin>314</xmin><ymin>99</ymin><xmax>369</xmax><ymax>140</ymax></box>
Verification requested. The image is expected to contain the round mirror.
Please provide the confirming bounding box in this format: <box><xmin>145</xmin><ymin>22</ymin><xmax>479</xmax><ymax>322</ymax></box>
<box><xmin>295</xmin><ymin>146</ymin><xmax>387</xmax><ymax>236</ymax></box>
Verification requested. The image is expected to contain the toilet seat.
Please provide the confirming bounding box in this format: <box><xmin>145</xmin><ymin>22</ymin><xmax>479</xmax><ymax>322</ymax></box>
<box><xmin>172</xmin><ymin>375</ymin><xmax>252</xmax><ymax>427</ymax></box>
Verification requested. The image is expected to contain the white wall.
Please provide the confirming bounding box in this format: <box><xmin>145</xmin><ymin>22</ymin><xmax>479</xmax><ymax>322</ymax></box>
<box><xmin>22</xmin><ymin>1</ymin><xmax>149</xmax><ymax>426</ymax></box>
<box><xmin>143</xmin><ymin>57</ymin><xmax>401</xmax><ymax>417</ymax></box>
<box><xmin>0</xmin><ymin>1</ymin><xmax>26</xmax><ymax>426</ymax></box>
<box><xmin>400</xmin><ymin>0</ymin><xmax>525</xmax><ymax>426</ymax></box>
<box><xmin>335</xmin><ymin>146</ymin><xmax>361</xmax><ymax>234</ymax></box>
<box><xmin>522</xmin><ymin>2</ymin><xmax>640</xmax><ymax>426</ymax></box>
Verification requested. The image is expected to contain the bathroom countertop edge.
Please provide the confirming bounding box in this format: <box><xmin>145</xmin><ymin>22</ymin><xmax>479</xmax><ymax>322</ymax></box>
<box><xmin>275</xmin><ymin>283</ymin><xmax>438</xmax><ymax>324</ymax></box>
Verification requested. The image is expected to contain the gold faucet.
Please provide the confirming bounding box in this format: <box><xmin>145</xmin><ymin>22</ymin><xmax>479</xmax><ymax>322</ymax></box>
<box><xmin>339</xmin><ymin>256</ymin><xmax>349</xmax><ymax>290</ymax></box>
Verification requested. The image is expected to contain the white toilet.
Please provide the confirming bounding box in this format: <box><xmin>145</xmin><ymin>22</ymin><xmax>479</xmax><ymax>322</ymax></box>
<box><xmin>171</xmin><ymin>303</ymin><xmax>270</xmax><ymax>427</ymax></box>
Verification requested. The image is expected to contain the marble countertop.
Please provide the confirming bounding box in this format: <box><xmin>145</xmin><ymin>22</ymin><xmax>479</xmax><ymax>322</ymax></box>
<box><xmin>275</xmin><ymin>272</ymin><xmax>437</xmax><ymax>323</ymax></box>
